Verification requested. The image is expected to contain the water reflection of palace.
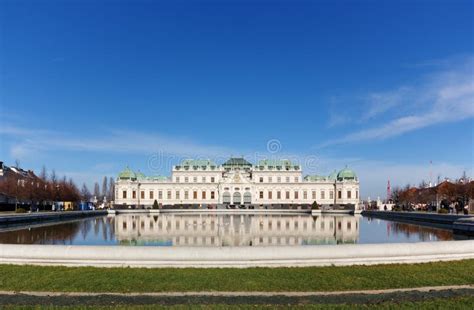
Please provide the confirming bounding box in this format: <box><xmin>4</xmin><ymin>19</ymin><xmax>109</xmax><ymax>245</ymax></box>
<box><xmin>114</xmin><ymin>214</ymin><xmax>360</xmax><ymax>246</ymax></box>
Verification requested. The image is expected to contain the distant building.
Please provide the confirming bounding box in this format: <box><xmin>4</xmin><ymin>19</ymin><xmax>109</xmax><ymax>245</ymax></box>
<box><xmin>114</xmin><ymin>157</ymin><xmax>360</xmax><ymax>208</ymax></box>
<box><xmin>0</xmin><ymin>161</ymin><xmax>38</xmax><ymax>182</ymax></box>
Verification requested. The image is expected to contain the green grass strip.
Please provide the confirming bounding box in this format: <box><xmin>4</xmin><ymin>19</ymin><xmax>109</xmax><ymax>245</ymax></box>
<box><xmin>0</xmin><ymin>260</ymin><xmax>473</xmax><ymax>293</ymax></box>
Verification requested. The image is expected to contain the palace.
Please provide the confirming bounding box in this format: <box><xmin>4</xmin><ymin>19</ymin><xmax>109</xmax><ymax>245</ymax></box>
<box><xmin>114</xmin><ymin>158</ymin><xmax>359</xmax><ymax>208</ymax></box>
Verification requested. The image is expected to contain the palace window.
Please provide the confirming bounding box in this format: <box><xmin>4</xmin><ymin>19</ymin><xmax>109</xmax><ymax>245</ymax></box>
<box><xmin>268</xmin><ymin>177</ymin><xmax>272</xmax><ymax>183</ymax></box>
<box><xmin>149</xmin><ymin>191</ymin><xmax>154</xmax><ymax>199</ymax></box>
<box><xmin>158</xmin><ymin>191</ymin><xmax>163</xmax><ymax>199</ymax></box>
<box><xmin>259</xmin><ymin>177</ymin><xmax>263</xmax><ymax>183</ymax></box>
<box><xmin>286</xmin><ymin>177</ymin><xmax>290</xmax><ymax>183</ymax></box>
<box><xmin>294</xmin><ymin>191</ymin><xmax>299</xmax><ymax>199</ymax></box>
<box><xmin>211</xmin><ymin>191</ymin><xmax>215</xmax><ymax>199</ymax></box>
<box><xmin>347</xmin><ymin>190</ymin><xmax>352</xmax><ymax>199</ymax></box>
<box><xmin>167</xmin><ymin>191</ymin><xmax>172</xmax><ymax>199</ymax></box>
<box><xmin>312</xmin><ymin>191</ymin><xmax>316</xmax><ymax>200</ymax></box>
<box><xmin>202</xmin><ymin>177</ymin><xmax>206</xmax><ymax>183</ymax></box>
<box><xmin>277</xmin><ymin>191</ymin><xmax>281</xmax><ymax>199</ymax></box>
<box><xmin>184</xmin><ymin>191</ymin><xmax>189</xmax><ymax>199</ymax></box>
<box><xmin>356</xmin><ymin>191</ymin><xmax>359</xmax><ymax>199</ymax></box>
<box><xmin>176</xmin><ymin>191</ymin><xmax>180</xmax><ymax>199</ymax></box>
<box><xmin>185</xmin><ymin>177</ymin><xmax>189</xmax><ymax>183</ymax></box>
<box><xmin>193</xmin><ymin>191</ymin><xmax>198</xmax><ymax>199</ymax></box>
<box><xmin>277</xmin><ymin>177</ymin><xmax>281</xmax><ymax>183</ymax></box>
<box><xmin>268</xmin><ymin>191</ymin><xmax>273</xmax><ymax>199</ymax></box>
<box><xmin>141</xmin><ymin>191</ymin><xmax>145</xmax><ymax>199</ymax></box>
<box><xmin>211</xmin><ymin>177</ymin><xmax>215</xmax><ymax>183</ymax></box>
<box><xmin>259</xmin><ymin>191</ymin><xmax>264</xmax><ymax>199</ymax></box>
<box><xmin>338</xmin><ymin>191</ymin><xmax>342</xmax><ymax>199</ymax></box>
<box><xmin>303</xmin><ymin>191</ymin><xmax>307</xmax><ymax>199</ymax></box>
<box><xmin>202</xmin><ymin>191</ymin><xmax>206</xmax><ymax>199</ymax></box>
<box><xmin>132</xmin><ymin>191</ymin><xmax>136</xmax><ymax>199</ymax></box>
<box><xmin>176</xmin><ymin>177</ymin><xmax>180</xmax><ymax>183</ymax></box>
<box><xmin>122</xmin><ymin>191</ymin><xmax>127</xmax><ymax>199</ymax></box>
<box><xmin>294</xmin><ymin>177</ymin><xmax>299</xmax><ymax>183</ymax></box>
<box><xmin>286</xmin><ymin>191</ymin><xmax>290</xmax><ymax>199</ymax></box>
<box><xmin>193</xmin><ymin>177</ymin><xmax>197</xmax><ymax>183</ymax></box>
<box><xmin>321</xmin><ymin>190</ymin><xmax>325</xmax><ymax>199</ymax></box>
<box><xmin>330</xmin><ymin>191</ymin><xmax>334</xmax><ymax>199</ymax></box>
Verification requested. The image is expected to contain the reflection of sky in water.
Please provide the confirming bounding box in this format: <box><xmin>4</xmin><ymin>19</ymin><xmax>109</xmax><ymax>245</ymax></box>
<box><xmin>359</xmin><ymin>217</ymin><xmax>450</xmax><ymax>244</ymax></box>
<box><xmin>0</xmin><ymin>214</ymin><xmax>461</xmax><ymax>247</ymax></box>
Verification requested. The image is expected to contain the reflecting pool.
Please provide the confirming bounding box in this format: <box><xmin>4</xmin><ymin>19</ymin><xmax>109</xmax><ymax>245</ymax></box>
<box><xmin>0</xmin><ymin>214</ymin><xmax>459</xmax><ymax>246</ymax></box>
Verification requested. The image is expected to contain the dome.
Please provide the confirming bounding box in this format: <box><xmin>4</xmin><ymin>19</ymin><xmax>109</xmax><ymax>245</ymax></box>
<box><xmin>118</xmin><ymin>166</ymin><xmax>136</xmax><ymax>180</ymax></box>
<box><xmin>135</xmin><ymin>171</ymin><xmax>146</xmax><ymax>180</ymax></box>
<box><xmin>337</xmin><ymin>167</ymin><xmax>357</xmax><ymax>181</ymax></box>
<box><xmin>328</xmin><ymin>170</ymin><xmax>338</xmax><ymax>180</ymax></box>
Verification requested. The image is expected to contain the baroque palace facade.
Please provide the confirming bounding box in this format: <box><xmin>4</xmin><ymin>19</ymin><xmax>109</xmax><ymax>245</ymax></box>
<box><xmin>115</xmin><ymin>158</ymin><xmax>359</xmax><ymax>208</ymax></box>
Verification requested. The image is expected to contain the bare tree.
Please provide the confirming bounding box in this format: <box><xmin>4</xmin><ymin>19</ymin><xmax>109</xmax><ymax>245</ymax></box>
<box><xmin>101</xmin><ymin>176</ymin><xmax>108</xmax><ymax>201</ymax></box>
<box><xmin>419</xmin><ymin>180</ymin><xmax>428</xmax><ymax>188</ymax></box>
<box><xmin>81</xmin><ymin>183</ymin><xmax>91</xmax><ymax>202</ymax></box>
<box><xmin>40</xmin><ymin>166</ymin><xmax>47</xmax><ymax>181</ymax></box>
<box><xmin>14</xmin><ymin>159</ymin><xmax>20</xmax><ymax>169</ymax></box>
<box><xmin>108</xmin><ymin>177</ymin><xmax>115</xmax><ymax>201</ymax></box>
<box><xmin>50</xmin><ymin>170</ymin><xmax>57</xmax><ymax>184</ymax></box>
<box><xmin>93</xmin><ymin>182</ymin><xmax>100</xmax><ymax>202</ymax></box>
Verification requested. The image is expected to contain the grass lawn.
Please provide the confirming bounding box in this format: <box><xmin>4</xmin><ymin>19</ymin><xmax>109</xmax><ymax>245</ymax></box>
<box><xmin>0</xmin><ymin>260</ymin><xmax>473</xmax><ymax>293</ymax></box>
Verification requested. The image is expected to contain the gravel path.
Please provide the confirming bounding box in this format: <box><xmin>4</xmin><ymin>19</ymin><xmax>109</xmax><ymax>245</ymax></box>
<box><xmin>0</xmin><ymin>285</ymin><xmax>473</xmax><ymax>306</ymax></box>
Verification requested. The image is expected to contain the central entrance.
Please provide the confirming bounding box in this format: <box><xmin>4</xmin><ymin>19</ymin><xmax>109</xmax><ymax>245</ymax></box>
<box><xmin>233</xmin><ymin>192</ymin><xmax>242</xmax><ymax>205</ymax></box>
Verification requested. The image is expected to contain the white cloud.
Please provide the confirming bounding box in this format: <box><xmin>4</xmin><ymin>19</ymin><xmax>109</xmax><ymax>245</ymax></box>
<box><xmin>362</xmin><ymin>87</ymin><xmax>411</xmax><ymax>121</ymax></box>
<box><xmin>321</xmin><ymin>56</ymin><xmax>474</xmax><ymax>147</ymax></box>
<box><xmin>0</xmin><ymin>126</ymin><xmax>238</xmax><ymax>160</ymax></box>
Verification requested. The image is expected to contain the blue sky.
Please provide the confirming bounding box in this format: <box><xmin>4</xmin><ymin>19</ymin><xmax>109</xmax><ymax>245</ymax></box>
<box><xmin>1</xmin><ymin>0</ymin><xmax>473</xmax><ymax>198</ymax></box>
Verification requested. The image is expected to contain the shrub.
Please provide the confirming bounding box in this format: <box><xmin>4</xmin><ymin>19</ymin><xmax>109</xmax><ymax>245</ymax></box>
<box><xmin>311</xmin><ymin>201</ymin><xmax>320</xmax><ymax>210</ymax></box>
<box><xmin>392</xmin><ymin>205</ymin><xmax>402</xmax><ymax>212</ymax></box>
<box><xmin>15</xmin><ymin>208</ymin><xmax>27</xmax><ymax>213</ymax></box>
<box><xmin>438</xmin><ymin>208</ymin><xmax>449</xmax><ymax>214</ymax></box>
<box><xmin>152</xmin><ymin>200</ymin><xmax>159</xmax><ymax>209</ymax></box>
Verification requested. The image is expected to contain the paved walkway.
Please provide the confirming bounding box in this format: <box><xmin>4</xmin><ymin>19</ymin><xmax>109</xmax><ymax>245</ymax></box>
<box><xmin>1</xmin><ymin>285</ymin><xmax>473</xmax><ymax>306</ymax></box>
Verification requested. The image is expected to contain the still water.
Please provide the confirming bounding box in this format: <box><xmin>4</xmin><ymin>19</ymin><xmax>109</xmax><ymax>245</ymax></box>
<box><xmin>0</xmin><ymin>214</ymin><xmax>457</xmax><ymax>247</ymax></box>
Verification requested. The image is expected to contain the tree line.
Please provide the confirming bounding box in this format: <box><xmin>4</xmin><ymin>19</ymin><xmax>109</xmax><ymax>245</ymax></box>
<box><xmin>391</xmin><ymin>177</ymin><xmax>474</xmax><ymax>209</ymax></box>
<box><xmin>0</xmin><ymin>165</ymin><xmax>115</xmax><ymax>206</ymax></box>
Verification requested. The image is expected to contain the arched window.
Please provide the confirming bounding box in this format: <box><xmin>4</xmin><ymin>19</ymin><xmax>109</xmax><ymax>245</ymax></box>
<box><xmin>222</xmin><ymin>192</ymin><xmax>231</xmax><ymax>204</ymax></box>
<box><xmin>243</xmin><ymin>192</ymin><xmax>252</xmax><ymax>204</ymax></box>
<box><xmin>233</xmin><ymin>192</ymin><xmax>242</xmax><ymax>205</ymax></box>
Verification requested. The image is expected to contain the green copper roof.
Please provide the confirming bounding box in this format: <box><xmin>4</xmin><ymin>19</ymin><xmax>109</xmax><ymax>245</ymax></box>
<box><xmin>135</xmin><ymin>171</ymin><xmax>146</xmax><ymax>180</ymax></box>
<box><xmin>118</xmin><ymin>166</ymin><xmax>136</xmax><ymax>180</ymax></box>
<box><xmin>337</xmin><ymin>167</ymin><xmax>357</xmax><ymax>180</ymax></box>
<box><xmin>328</xmin><ymin>170</ymin><xmax>338</xmax><ymax>180</ymax></box>
<box><xmin>149</xmin><ymin>175</ymin><xmax>168</xmax><ymax>181</ymax></box>
<box><xmin>179</xmin><ymin>159</ymin><xmax>217</xmax><ymax>167</ymax></box>
<box><xmin>222</xmin><ymin>157</ymin><xmax>252</xmax><ymax>167</ymax></box>
<box><xmin>258</xmin><ymin>159</ymin><xmax>296</xmax><ymax>167</ymax></box>
<box><xmin>305</xmin><ymin>175</ymin><xmax>327</xmax><ymax>181</ymax></box>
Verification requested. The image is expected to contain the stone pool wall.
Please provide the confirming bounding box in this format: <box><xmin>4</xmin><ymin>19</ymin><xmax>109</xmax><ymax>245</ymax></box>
<box><xmin>0</xmin><ymin>240</ymin><xmax>473</xmax><ymax>268</ymax></box>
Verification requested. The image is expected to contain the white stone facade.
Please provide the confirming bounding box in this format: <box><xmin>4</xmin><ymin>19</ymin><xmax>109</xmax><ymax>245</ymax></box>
<box><xmin>115</xmin><ymin>158</ymin><xmax>360</xmax><ymax>208</ymax></box>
